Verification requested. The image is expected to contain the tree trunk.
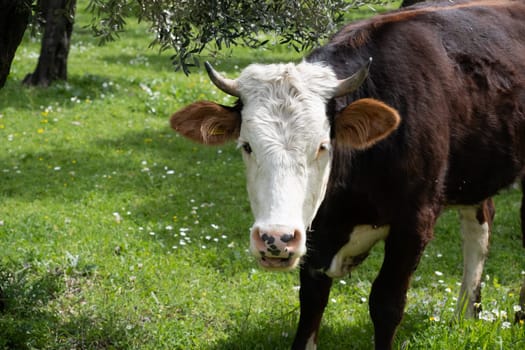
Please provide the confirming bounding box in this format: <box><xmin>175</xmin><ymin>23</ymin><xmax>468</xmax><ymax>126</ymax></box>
<box><xmin>23</xmin><ymin>0</ymin><xmax>76</xmax><ymax>87</ymax></box>
<box><xmin>0</xmin><ymin>0</ymin><xmax>33</xmax><ymax>89</ymax></box>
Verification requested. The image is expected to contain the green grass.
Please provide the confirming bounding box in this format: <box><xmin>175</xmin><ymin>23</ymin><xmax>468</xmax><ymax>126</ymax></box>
<box><xmin>1</xmin><ymin>1</ymin><xmax>524</xmax><ymax>349</ymax></box>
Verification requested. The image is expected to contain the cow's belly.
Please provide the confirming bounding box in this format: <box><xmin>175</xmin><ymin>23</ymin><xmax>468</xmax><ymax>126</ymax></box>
<box><xmin>325</xmin><ymin>225</ymin><xmax>390</xmax><ymax>278</ymax></box>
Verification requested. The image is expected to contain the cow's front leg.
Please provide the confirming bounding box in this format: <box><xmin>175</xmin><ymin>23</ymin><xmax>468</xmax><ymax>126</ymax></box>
<box><xmin>292</xmin><ymin>263</ymin><xmax>333</xmax><ymax>350</ymax></box>
<box><xmin>456</xmin><ymin>199</ymin><xmax>494</xmax><ymax>319</ymax></box>
<box><xmin>369</xmin><ymin>211</ymin><xmax>435</xmax><ymax>350</ymax></box>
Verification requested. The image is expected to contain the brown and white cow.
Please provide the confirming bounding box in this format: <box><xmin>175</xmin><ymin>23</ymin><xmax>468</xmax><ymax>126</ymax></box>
<box><xmin>170</xmin><ymin>0</ymin><xmax>525</xmax><ymax>349</ymax></box>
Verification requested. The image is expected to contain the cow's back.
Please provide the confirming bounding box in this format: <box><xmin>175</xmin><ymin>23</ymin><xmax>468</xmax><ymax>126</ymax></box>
<box><xmin>308</xmin><ymin>0</ymin><xmax>525</xmax><ymax>211</ymax></box>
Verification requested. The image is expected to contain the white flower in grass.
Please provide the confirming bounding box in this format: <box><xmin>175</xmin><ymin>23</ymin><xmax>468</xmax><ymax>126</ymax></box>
<box><xmin>434</xmin><ymin>271</ymin><xmax>443</xmax><ymax>276</ymax></box>
<box><xmin>113</xmin><ymin>212</ymin><xmax>122</xmax><ymax>223</ymax></box>
<box><xmin>479</xmin><ymin>310</ymin><xmax>496</xmax><ymax>322</ymax></box>
<box><xmin>513</xmin><ymin>305</ymin><xmax>522</xmax><ymax>312</ymax></box>
<box><xmin>498</xmin><ymin>310</ymin><xmax>507</xmax><ymax>319</ymax></box>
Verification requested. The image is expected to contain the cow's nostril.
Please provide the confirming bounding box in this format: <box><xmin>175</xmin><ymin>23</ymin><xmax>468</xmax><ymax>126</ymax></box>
<box><xmin>280</xmin><ymin>233</ymin><xmax>294</xmax><ymax>243</ymax></box>
<box><xmin>261</xmin><ymin>233</ymin><xmax>275</xmax><ymax>244</ymax></box>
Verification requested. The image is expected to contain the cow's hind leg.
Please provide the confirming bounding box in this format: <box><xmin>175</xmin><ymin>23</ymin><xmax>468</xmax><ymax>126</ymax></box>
<box><xmin>292</xmin><ymin>262</ymin><xmax>332</xmax><ymax>350</ymax></box>
<box><xmin>517</xmin><ymin>278</ymin><xmax>525</xmax><ymax>323</ymax></box>
<box><xmin>516</xmin><ymin>179</ymin><xmax>525</xmax><ymax>323</ymax></box>
<box><xmin>456</xmin><ymin>198</ymin><xmax>494</xmax><ymax>319</ymax></box>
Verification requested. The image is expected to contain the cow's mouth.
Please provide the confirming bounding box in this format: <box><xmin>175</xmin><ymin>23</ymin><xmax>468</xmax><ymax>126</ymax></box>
<box><xmin>258</xmin><ymin>255</ymin><xmax>300</xmax><ymax>271</ymax></box>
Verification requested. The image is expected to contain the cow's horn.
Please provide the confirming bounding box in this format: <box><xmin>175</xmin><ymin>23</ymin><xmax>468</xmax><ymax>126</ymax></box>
<box><xmin>333</xmin><ymin>57</ymin><xmax>372</xmax><ymax>98</ymax></box>
<box><xmin>204</xmin><ymin>62</ymin><xmax>240</xmax><ymax>97</ymax></box>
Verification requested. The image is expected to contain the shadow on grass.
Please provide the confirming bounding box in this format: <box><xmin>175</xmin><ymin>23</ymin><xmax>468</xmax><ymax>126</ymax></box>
<box><xmin>0</xmin><ymin>261</ymin><xmax>130</xmax><ymax>349</ymax></box>
<box><xmin>1</xmin><ymin>72</ymin><xmax>150</xmax><ymax>111</ymax></box>
<box><xmin>1</xmin><ymin>129</ymin><xmax>210</xmax><ymax>199</ymax></box>
<box><xmin>206</xmin><ymin>307</ymin><xmax>434</xmax><ymax>350</ymax></box>
<box><xmin>0</xmin><ymin>262</ymin><xmax>61</xmax><ymax>349</ymax></box>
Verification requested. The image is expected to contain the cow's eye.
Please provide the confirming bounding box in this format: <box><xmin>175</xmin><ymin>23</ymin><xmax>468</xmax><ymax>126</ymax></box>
<box><xmin>316</xmin><ymin>142</ymin><xmax>330</xmax><ymax>160</ymax></box>
<box><xmin>319</xmin><ymin>142</ymin><xmax>330</xmax><ymax>153</ymax></box>
<box><xmin>241</xmin><ymin>142</ymin><xmax>252</xmax><ymax>154</ymax></box>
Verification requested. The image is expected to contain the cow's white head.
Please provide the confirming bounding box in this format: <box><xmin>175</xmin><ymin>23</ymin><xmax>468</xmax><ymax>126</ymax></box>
<box><xmin>170</xmin><ymin>60</ymin><xmax>400</xmax><ymax>271</ymax></box>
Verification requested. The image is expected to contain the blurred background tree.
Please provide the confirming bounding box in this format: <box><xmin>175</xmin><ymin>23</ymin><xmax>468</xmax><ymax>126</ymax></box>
<box><xmin>87</xmin><ymin>0</ymin><xmax>398</xmax><ymax>74</ymax></box>
<box><xmin>0</xmin><ymin>0</ymin><xmax>405</xmax><ymax>89</ymax></box>
<box><xmin>22</xmin><ymin>0</ymin><xmax>77</xmax><ymax>87</ymax></box>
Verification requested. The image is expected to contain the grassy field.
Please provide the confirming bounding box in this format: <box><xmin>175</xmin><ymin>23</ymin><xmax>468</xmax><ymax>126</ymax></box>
<box><xmin>1</xmin><ymin>1</ymin><xmax>524</xmax><ymax>349</ymax></box>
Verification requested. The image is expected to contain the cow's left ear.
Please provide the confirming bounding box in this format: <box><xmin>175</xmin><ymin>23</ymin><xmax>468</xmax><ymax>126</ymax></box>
<box><xmin>335</xmin><ymin>98</ymin><xmax>400</xmax><ymax>149</ymax></box>
<box><xmin>170</xmin><ymin>101</ymin><xmax>241</xmax><ymax>145</ymax></box>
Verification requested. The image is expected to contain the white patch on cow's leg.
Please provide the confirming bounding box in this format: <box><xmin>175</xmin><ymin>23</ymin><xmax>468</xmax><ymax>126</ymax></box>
<box><xmin>326</xmin><ymin>225</ymin><xmax>389</xmax><ymax>278</ymax></box>
<box><xmin>456</xmin><ymin>206</ymin><xmax>490</xmax><ymax>319</ymax></box>
<box><xmin>305</xmin><ymin>332</ymin><xmax>317</xmax><ymax>350</ymax></box>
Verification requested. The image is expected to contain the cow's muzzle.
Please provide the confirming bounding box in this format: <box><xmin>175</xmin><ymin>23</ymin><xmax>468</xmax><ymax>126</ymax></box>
<box><xmin>250</xmin><ymin>225</ymin><xmax>305</xmax><ymax>270</ymax></box>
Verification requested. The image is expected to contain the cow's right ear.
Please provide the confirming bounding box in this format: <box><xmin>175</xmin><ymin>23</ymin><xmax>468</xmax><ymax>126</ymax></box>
<box><xmin>335</xmin><ymin>98</ymin><xmax>400</xmax><ymax>150</ymax></box>
<box><xmin>170</xmin><ymin>101</ymin><xmax>241</xmax><ymax>145</ymax></box>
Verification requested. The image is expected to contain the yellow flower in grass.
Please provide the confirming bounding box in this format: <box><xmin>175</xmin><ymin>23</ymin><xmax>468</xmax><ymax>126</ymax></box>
<box><xmin>37</xmin><ymin>128</ymin><xmax>45</xmax><ymax>134</ymax></box>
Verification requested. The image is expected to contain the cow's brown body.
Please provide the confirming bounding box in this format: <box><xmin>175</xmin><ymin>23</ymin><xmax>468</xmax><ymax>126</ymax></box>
<box><xmin>295</xmin><ymin>1</ymin><xmax>525</xmax><ymax>348</ymax></box>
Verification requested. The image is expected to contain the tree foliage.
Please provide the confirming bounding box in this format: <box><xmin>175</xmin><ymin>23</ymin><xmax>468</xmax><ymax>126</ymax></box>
<box><xmin>87</xmin><ymin>0</ymin><xmax>396</xmax><ymax>74</ymax></box>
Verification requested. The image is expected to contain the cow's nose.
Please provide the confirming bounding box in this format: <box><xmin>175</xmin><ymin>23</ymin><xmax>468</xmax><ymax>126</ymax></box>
<box><xmin>250</xmin><ymin>225</ymin><xmax>304</xmax><ymax>269</ymax></box>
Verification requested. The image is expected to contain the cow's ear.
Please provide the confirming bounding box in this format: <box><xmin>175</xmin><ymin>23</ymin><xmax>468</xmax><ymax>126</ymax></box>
<box><xmin>170</xmin><ymin>101</ymin><xmax>241</xmax><ymax>145</ymax></box>
<box><xmin>335</xmin><ymin>98</ymin><xmax>400</xmax><ymax>149</ymax></box>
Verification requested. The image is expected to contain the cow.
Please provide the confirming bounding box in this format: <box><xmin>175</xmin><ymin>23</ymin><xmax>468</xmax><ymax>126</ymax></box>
<box><xmin>169</xmin><ymin>0</ymin><xmax>525</xmax><ymax>349</ymax></box>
